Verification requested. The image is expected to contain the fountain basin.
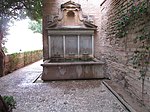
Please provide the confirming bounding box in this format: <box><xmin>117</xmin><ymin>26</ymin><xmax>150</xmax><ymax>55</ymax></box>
<box><xmin>41</xmin><ymin>58</ymin><xmax>106</xmax><ymax>81</ymax></box>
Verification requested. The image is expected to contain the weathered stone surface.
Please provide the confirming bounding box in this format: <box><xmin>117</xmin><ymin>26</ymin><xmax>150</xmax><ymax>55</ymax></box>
<box><xmin>41</xmin><ymin>60</ymin><xmax>106</xmax><ymax>80</ymax></box>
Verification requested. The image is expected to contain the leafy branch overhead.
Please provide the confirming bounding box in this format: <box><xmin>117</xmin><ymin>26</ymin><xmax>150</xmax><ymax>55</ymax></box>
<box><xmin>0</xmin><ymin>0</ymin><xmax>42</xmax><ymax>20</ymax></box>
<box><xmin>0</xmin><ymin>0</ymin><xmax>42</xmax><ymax>36</ymax></box>
<box><xmin>0</xmin><ymin>0</ymin><xmax>42</xmax><ymax>50</ymax></box>
<box><xmin>28</xmin><ymin>20</ymin><xmax>42</xmax><ymax>34</ymax></box>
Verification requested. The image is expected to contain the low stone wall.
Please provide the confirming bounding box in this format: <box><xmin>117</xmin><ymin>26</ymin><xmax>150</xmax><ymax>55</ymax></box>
<box><xmin>4</xmin><ymin>50</ymin><xmax>43</xmax><ymax>74</ymax></box>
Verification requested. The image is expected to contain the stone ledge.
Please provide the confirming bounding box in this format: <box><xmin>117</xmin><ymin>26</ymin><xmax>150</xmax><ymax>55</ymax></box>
<box><xmin>41</xmin><ymin>59</ymin><xmax>105</xmax><ymax>66</ymax></box>
<box><xmin>41</xmin><ymin>61</ymin><xmax>105</xmax><ymax>66</ymax></box>
<box><xmin>103</xmin><ymin>80</ymin><xmax>149</xmax><ymax>112</ymax></box>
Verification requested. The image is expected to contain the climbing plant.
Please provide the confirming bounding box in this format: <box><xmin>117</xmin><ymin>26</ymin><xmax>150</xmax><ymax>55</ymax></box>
<box><xmin>116</xmin><ymin>0</ymin><xmax>150</xmax><ymax>101</ymax></box>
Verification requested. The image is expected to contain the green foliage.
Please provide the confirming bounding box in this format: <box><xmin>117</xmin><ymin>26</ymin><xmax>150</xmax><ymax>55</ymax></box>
<box><xmin>0</xmin><ymin>0</ymin><xmax>42</xmax><ymax>21</ymax></box>
<box><xmin>28</xmin><ymin>20</ymin><xmax>42</xmax><ymax>34</ymax></box>
<box><xmin>116</xmin><ymin>1</ymin><xmax>149</xmax><ymax>38</ymax></box>
<box><xmin>0</xmin><ymin>0</ymin><xmax>42</xmax><ymax>50</ymax></box>
<box><xmin>2</xmin><ymin>46</ymin><xmax>8</xmax><ymax>53</ymax></box>
<box><xmin>2</xmin><ymin>96</ymin><xmax>16</xmax><ymax>111</ymax></box>
<box><xmin>116</xmin><ymin>0</ymin><xmax>150</xmax><ymax>86</ymax></box>
<box><xmin>116</xmin><ymin>14</ymin><xmax>130</xmax><ymax>38</ymax></box>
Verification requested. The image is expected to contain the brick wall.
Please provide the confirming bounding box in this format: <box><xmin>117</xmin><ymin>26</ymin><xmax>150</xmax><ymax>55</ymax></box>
<box><xmin>5</xmin><ymin>50</ymin><xmax>43</xmax><ymax>74</ymax></box>
<box><xmin>100</xmin><ymin>0</ymin><xmax>150</xmax><ymax>109</ymax></box>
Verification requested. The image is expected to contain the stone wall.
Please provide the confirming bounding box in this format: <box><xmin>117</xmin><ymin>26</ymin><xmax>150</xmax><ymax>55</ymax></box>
<box><xmin>4</xmin><ymin>50</ymin><xmax>42</xmax><ymax>74</ymax></box>
<box><xmin>100</xmin><ymin>0</ymin><xmax>150</xmax><ymax>109</ymax></box>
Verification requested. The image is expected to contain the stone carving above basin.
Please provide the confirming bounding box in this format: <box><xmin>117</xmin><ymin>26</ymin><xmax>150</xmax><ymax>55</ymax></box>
<box><xmin>41</xmin><ymin>1</ymin><xmax>105</xmax><ymax>81</ymax></box>
<box><xmin>45</xmin><ymin>1</ymin><xmax>98</xmax><ymax>59</ymax></box>
<box><xmin>46</xmin><ymin>1</ymin><xmax>97</xmax><ymax>29</ymax></box>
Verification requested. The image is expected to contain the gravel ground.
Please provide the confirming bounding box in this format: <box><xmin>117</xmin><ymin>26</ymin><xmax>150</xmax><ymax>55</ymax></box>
<box><xmin>0</xmin><ymin>60</ymin><xmax>129</xmax><ymax>112</ymax></box>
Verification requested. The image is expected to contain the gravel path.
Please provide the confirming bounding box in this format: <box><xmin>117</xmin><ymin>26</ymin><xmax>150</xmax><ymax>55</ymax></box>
<box><xmin>0</xmin><ymin>60</ymin><xmax>129</xmax><ymax>112</ymax></box>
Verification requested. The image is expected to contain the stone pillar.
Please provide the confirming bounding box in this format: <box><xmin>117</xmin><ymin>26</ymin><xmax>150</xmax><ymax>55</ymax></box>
<box><xmin>78</xmin><ymin>35</ymin><xmax>80</xmax><ymax>57</ymax></box>
<box><xmin>63</xmin><ymin>35</ymin><xmax>66</xmax><ymax>58</ymax></box>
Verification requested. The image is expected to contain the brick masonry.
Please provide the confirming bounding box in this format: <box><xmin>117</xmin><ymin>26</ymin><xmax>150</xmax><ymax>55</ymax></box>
<box><xmin>43</xmin><ymin>0</ymin><xmax>150</xmax><ymax>110</ymax></box>
<box><xmin>100</xmin><ymin>0</ymin><xmax>150</xmax><ymax>110</ymax></box>
<box><xmin>4</xmin><ymin>50</ymin><xmax>43</xmax><ymax>74</ymax></box>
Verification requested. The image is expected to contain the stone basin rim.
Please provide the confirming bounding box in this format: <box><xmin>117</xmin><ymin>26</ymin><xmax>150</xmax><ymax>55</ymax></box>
<box><xmin>41</xmin><ymin>59</ymin><xmax>105</xmax><ymax>66</ymax></box>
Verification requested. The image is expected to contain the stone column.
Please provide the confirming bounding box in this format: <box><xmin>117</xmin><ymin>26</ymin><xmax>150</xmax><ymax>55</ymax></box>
<box><xmin>63</xmin><ymin>35</ymin><xmax>66</xmax><ymax>58</ymax></box>
<box><xmin>92</xmin><ymin>35</ymin><xmax>94</xmax><ymax>57</ymax></box>
<box><xmin>78</xmin><ymin>35</ymin><xmax>80</xmax><ymax>57</ymax></box>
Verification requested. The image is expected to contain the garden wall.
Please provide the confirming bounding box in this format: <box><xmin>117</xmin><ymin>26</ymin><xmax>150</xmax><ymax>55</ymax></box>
<box><xmin>100</xmin><ymin>0</ymin><xmax>150</xmax><ymax>109</ymax></box>
<box><xmin>4</xmin><ymin>50</ymin><xmax>43</xmax><ymax>74</ymax></box>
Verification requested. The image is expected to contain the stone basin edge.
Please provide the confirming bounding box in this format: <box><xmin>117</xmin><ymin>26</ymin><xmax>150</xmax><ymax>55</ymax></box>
<box><xmin>41</xmin><ymin>58</ymin><xmax>105</xmax><ymax>66</ymax></box>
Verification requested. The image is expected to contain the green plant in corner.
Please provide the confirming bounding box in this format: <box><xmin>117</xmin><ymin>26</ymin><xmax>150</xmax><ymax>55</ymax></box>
<box><xmin>2</xmin><ymin>96</ymin><xmax>16</xmax><ymax>112</ymax></box>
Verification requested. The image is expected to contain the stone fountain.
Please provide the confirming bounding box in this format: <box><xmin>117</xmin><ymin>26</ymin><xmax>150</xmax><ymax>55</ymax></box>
<box><xmin>41</xmin><ymin>1</ymin><xmax>106</xmax><ymax>81</ymax></box>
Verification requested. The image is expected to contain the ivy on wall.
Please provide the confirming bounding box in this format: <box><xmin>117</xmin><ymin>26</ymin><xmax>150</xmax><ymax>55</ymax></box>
<box><xmin>116</xmin><ymin>0</ymin><xmax>150</xmax><ymax>101</ymax></box>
